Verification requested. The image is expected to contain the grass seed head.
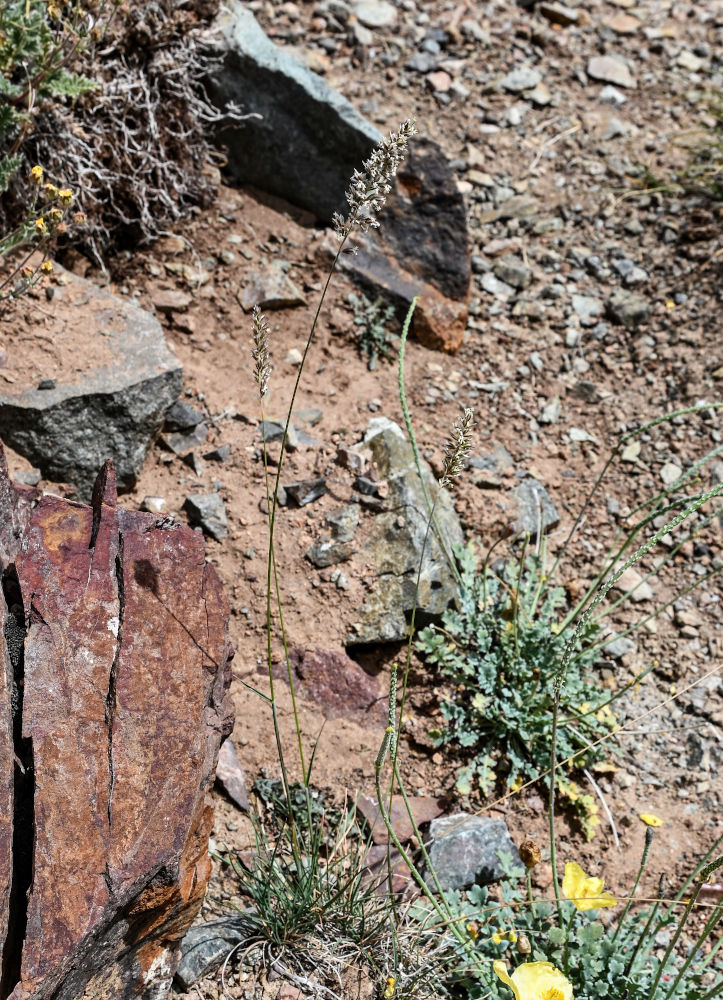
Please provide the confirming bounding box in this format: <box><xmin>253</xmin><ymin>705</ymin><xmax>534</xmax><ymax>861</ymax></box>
<box><xmin>333</xmin><ymin>119</ymin><xmax>417</xmax><ymax>243</ymax></box>
<box><xmin>440</xmin><ymin>407</ymin><xmax>474</xmax><ymax>488</ymax></box>
<box><xmin>251</xmin><ymin>305</ymin><xmax>272</xmax><ymax>398</ymax></box>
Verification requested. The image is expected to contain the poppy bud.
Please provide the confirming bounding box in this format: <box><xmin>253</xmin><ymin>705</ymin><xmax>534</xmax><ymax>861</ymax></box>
<box><xmin>519</xmin><ymin>839</ymin><xmax>542</xmax><ymax>868</ymax></box>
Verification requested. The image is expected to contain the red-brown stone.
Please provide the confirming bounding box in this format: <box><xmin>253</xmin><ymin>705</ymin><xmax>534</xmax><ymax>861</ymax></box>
<box><xmin>356</xmin><ymin>793</ymin><xmax>445</xmax><ymax>846</ymax></box>
<box><xmin>0</xmin><ymin>446</ymin><xmax>233</xmax><ymax>999</ymax></box>
<box><xmin>287</xmin><ymin>647</ymin><xmax>387</xmax><ymax>725</ymax></box>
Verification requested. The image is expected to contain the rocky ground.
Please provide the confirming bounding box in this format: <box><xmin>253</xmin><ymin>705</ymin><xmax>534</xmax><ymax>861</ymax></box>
<box><xmin>2</xmin><ymin>0</ymin><xmax>722</xmax><ymax>996</ymax></box>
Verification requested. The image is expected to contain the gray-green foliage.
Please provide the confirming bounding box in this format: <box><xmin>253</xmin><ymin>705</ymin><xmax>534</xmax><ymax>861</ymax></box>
<box><xmin>417</xmin><ymin>542</ymin><xmax>617</xmax><ymax>827</ymax></box>
<box><xmin>431</xmin><ymin>850</ymin><xmax>722</xmax><ymax>1000</ymax></box>
<box><xmin>0</xmin><ymin>1</ymin><xmax>99</xmax><ymax>192</ymax></box>
<box><xmin>348</xmin><ymin>291</ymin><xmax>396</xmax><ymax>370</ymax></box>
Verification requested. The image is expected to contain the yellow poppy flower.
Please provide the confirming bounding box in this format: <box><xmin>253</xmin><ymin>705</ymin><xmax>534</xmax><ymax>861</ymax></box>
<box><xmin>31</xmin><ymin>165</ymin><xmax>43</xmax><ymax>183</ymax></box>
<box><xmin>562</xmin><ymin>862</ymin><xmax>617</xmax><ymax>911</ymax></box>
<box><xmin>639</xmin><ymin>813</ymin><xmax>663</xmax><ymax>827</ymax></box>
<box><xmin>494</xmin><ymin>960</ymin><xmax>573</xmax><ymax>1000</ymax></box>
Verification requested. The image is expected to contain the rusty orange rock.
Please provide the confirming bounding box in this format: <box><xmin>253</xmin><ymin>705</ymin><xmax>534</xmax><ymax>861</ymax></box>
<box><xmin>0</xmin><ymin>447</ymin><xmax>233</xmax><ymax>999</ymax></box>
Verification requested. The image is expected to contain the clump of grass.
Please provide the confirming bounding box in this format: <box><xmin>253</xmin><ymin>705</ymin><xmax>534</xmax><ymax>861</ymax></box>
<box><xmin>225</xmin><ymin>802</ymin><xmax>392</xmax><ymax>986</ymax></box>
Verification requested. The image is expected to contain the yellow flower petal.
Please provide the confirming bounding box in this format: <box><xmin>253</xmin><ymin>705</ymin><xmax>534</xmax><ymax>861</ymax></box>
<box><xmin>640</xmin><ymin>813</ymin><xmax>664</xmax><ymax>827</ymax></box>
<box><xmin>495</xmin><ymin>961</ymin><xmax>573</xmax><ymax>1000</ymax></box>
<box><xmin>562</xmin><ymin>861</ymin><xmax>617</xmax><ymax>911</ymax></box>
<box><xmin>494</xmin><ymin>961</ymin><xmax>521</xmax><ymax>1000</ymax></box>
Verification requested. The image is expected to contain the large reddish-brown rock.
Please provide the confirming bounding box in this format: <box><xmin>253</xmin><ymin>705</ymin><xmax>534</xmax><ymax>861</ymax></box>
<box><xmin>0</xmin><ymin>447</ymin><xmax>234</xmax><ymax>999</ymax></box>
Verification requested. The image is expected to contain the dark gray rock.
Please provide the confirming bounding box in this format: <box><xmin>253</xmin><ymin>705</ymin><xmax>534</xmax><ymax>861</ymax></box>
<box><xmin>423</xmin><ymin>814</ymin><xmax>518</xmax><ymax>890</ymax></box>
<box><xmin>605</xmin><ymin>289</ymin><xmax>651</xmax><ymax>331</ymax></box>
<box><xmin>207</xmin><ymin>2</ymin><xmax>380</xmax><ymax>221</ymax></box>
<box><xmin>207</xmin><ymin>6</ymin><xmax>470</xmax><ymax>353</ymax></box>
<box><xmin>514</xmin><ymin>478</ymin><xmax>560</xmax><ymax>536</ymax></box>
<box><xmin>346</xmin><ymin>418</ymin><xmax>463</xmax><ymax>645</ymax></box>
<box><xmin>492</xmin><ymin>256</ymin><xmax>531</xmax><ymax>290</ymax></box>
<box><xmin>175</xmin><ymin>917</ymin><xmax>249</xmax><ymax>989</ymax></box>
<box><xmin>162</xmin><ymin>423</ymin><xmax>209</xmax><ymax>456</ymax></box>
<box><xmin>0</xmin><ymin>270</ymin><xmax>181</xmax><ymax>500</ymax></box>
<box><xmin>164</xmin><ymin>400</ymin><xmax>206</xmax><ymax>431</ymax></box>
<box><xmin>326</xmin><ymin>504</ymin><xmax>360</xmax><ymax>542</ymax></box>
<box><xmin>306</xmin><ymin>540</ymin><xmax>354</xmax><ymax>568</ymax></box>
<box><xmin>204</xmin><ymin>444</ymin><xmax>231</xmax><ymax>463</ymax></box>
<box><xmin>307</xmin><ymin>504</ymin><xmax>360</xmax><ymax>567</ymax></box>
<box><xmin>285</xmin><ymin>478</ymin><xmax>328</xmax><ymax>506</ymax></box>
<box><xmin>183</xmin><ymin>493</ymin><xmax>228</xmax><ymax>540</ymax></box>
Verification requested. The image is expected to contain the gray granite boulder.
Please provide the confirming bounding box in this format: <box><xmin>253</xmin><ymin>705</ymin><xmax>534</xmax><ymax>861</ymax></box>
<box><xmin>207</xmin><ymin>2</ymin><xmax>380</xmax><ymax>221</ymax></box>
<box><xmin>0</xmin><ymin>270</ymin><xmax>181</xmax><ymax>500</ymax></box>
<box><xmin>423</xmin><ymin>814</ymin><xmax>518</xmax><ymax>890</ymax></box>
<box><xmin>346</xmin><ymin>418</ymin><xmax>463</xmax><ymax>645</ymax></box>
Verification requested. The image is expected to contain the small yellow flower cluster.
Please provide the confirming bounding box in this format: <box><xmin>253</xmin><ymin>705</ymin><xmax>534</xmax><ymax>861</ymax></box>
<box><xmin>492</xmin><ymin>928</ymin><xmax>519</xmax><ymax>945</ymax></box>
<box><xmin>383</xmin><ymin>976</ymin><xmax>396</xmax><ymax>999</ymax></box>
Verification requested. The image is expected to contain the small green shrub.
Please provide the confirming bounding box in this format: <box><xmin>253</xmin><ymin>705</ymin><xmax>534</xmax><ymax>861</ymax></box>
<box><xmin>417</xmin><ymin>543</ymin><xmax>615</xmax><ymax>837</ymax></box>
<box><xmin>421</xmin><ymin>839</ymin><xmax>722</xmax><ymax>1000</ymax></box>
<box><xmin>0</xmin><ymin>0</ymin><xmax>104</xmax><ymax>192</ymax></box>
<box><xmin>348</xmin><ymin>291</ymin><xmax>397</xmax><ymax>370</ymax></box>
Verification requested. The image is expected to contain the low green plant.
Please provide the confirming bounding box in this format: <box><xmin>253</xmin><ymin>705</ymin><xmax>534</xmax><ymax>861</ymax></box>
<box><xmin>348</xmin><ymin>290</ymin><xmax>397</xmax><ymax>370</ymax></box>
<box><xmin>413</xmin><ymin>400</ymin><xmax>723</xmax><ymax>836</ymax></box>
<box><xmin>417</xmin><ymin>836</ymin><xmax>722</xmax><ymax>1000</ymax></box>
<box><xmin>417</xmin><ymin>541</ymin><xmax>616</xmax><ymax>838</ymax></box>
<box><xmin>0</xmin><ymin>0</ymin><xmax>108</xmax><ymax>192</ymax></box>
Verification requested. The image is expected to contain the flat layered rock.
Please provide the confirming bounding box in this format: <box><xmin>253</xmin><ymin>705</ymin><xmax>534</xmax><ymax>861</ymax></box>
<box><xmin>0</xmin><ymin>269</ymin><xmax>182</xmax><ymax>500</ymax></box>
<box><xmin>0</xmin><ymin>449</ymin><xmax>233</xmax><ymax>999</ymax></box>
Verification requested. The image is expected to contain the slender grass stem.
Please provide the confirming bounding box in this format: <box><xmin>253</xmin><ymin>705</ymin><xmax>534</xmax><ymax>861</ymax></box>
<box><xmin>612</xmin><ymin>828</ymin><xmax>654</xmax><ymax>945</ymax></box>
<box><xmin>548</xmin><ymin>691</ymin><xmax>563</xmax><ymax>923</ymax></box>
<box><xmin>648</xmin><ymin>857</ymin><xmax>723</xmax><ymax>1000</ymax></box>
<box><xmin>662</xmin><ymin>901</ymin><xmax>722</xmax><ymax>1000</ymax></box>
